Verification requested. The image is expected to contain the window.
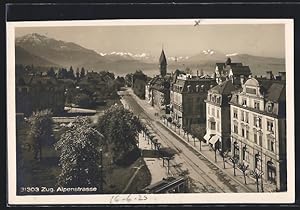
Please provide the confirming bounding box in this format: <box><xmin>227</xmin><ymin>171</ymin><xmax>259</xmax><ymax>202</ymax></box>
<box><xmin>267</xmin><ymin>161</ymin><xmax>276</xmax><ymax>183</ymax></box>
<box><xmin>241</xmin><ymin>111</ymin><xmax>245</xmax><ymax>122</ymax></box>
<box><xmin>242</xmin><ymin>127</ymin><xmax>245</xmax><ymax>137</ymax></box>
<box><xmin>246</xmin><ymin>87</ymin><xmax>257</xmax><ymax>95</ymax></box>
<box><xmin>187</xmin><ymin>85</ymin><xmax>191</xmax><ymax>92</ymax></box>
<box><xmin>196</xmin><ymin>85</ymin><xmax>199</xmax><ymax>92</ymax></box>
<box><xmin>234</xmin><ymin>124</ymin><xmax>238</xmax><ymax>134</ymax></box>
<box><xmin>212</xmin><ymin>108</ymin><xmax>215</xmax><ymax>116</ymax></box>
<box><xmin>267</xmin><ymin>103</ymin><xmax>273</xmax><ymax>112</ymax></box>
<box><xmin>242</xmin><ymin>98</ymin><xmax>247</xmax><ymax>106</ymax></box>
<box><xmin>245</xmin><ymin>112</ymin><xmax>249</xmax><ymax>123</ymax></box>
<box><xmin>233</xmin><ymin>109</ymin><xmax>238</xmax><ymax>119</ymax></box>
<box><xmin>254</xmin><ymin>101</ymin><xmax>260</xmax><ymax>110</ymax></box>
<box><xmin>268</xmin><ymin>138</ymin><xmax>275</xmax><ymax>152</ymax></box>
<box><xmin>208</xmin><ymin>105</ymin><xmax>210</xmax><ymax>115</ymax></box>
<box><xmin>246</xmin><ymin>129</ymin><xmax>249</xmax><ymax>140</ymax></box>
<box><xmin>211</xmin><ymin>122</ymin><xmax>216</xmax><ymax>130</ymax></box>
<box><xmin>217</xmin><ymin>97</ymin><xmax>221</xmax><ymax>104</ymax></box>
<box><xmin>242</xmin><ymin>146</ymin><xmax>247</xmax><ymax>160</ymax></box>
<box><xmin>254</xmin><ymin>133</ymin><xmax>257</xmax><ymax>144</ymax></box>
<box><xmin>259</xmin><ymin>134</ymin><xmax>263</xmax><ymax>147</ymax></box>
<box><xmin>267</xmin><ymin>121</ymin><xmax>274</xmax><ymax>132</ymax></box>
<box><xmin>254</xmin><ymin>116</ymin><xmax>262</xmax><ymax>128</ymax></box>
<box><xmin>217</xmin><ymin>110</ymin><xmax>220</xmax><ymax>118</ymax></box>
<box><xmin>217</xmin><ymin>122</ymin><xmax>220</xmax><ymax>132</ymax></box>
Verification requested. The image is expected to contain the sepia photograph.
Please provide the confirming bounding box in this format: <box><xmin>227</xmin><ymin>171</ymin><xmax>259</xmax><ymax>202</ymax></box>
<box><xmin>6</xmin><ymin>19</ymin><xmax>294</xmax><ymax>205</ymax></box>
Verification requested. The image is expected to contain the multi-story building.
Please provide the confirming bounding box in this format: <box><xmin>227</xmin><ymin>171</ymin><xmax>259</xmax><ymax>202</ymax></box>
<box><xmin>147</xmin><ymin>76</ymin><xmax>171</xmax><ymax>113</ymax></box>
<box><xmin>170</xmin><ymin>73</ymin><xmax>216</xmax><ymax>130</ymax></box>
<box><xmin>215</xmin><ymin>57</ymin><xmax>251</xmax><ymax>85</ymax></box>
<box><xmin>204</xmin><ymin>80</ymin><xmax>240</xmax><ymax>152</ymax></box>
<box><xmin>132</xmin><ymin>70</ymin><xmax>147</xmax><ymax>99</ymax></box>
<box><xmin>229</xmin><ymin>74</ymin><xmax>286</xmax><ymax>191</ymax></box>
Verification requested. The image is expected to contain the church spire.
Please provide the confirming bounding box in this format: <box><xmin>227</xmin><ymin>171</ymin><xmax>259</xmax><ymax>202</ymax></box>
<box><xmin>159</xmin><ymin>48</ymin><xmax>167</xmax><ymax>77</ymax></box>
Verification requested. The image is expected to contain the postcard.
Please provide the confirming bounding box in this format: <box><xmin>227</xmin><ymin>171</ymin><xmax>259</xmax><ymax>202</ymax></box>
<box><xmin>7</xmin><ymin>19</ymin><xmax>295</xmax><ymax>205</ymax></box>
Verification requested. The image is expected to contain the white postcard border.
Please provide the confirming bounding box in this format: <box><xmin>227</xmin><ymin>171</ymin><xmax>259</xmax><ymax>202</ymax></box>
<box><xmin>7</xmin><ymin>19</ymin><xmax>295</xmax><ymax>205</ymax></box>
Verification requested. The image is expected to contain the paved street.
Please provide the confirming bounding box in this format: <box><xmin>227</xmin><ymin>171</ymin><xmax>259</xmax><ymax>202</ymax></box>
<box><xmin>118</xmin><ymin>88</ymin><xmax>254</xmax><ymax>193</ymax></box>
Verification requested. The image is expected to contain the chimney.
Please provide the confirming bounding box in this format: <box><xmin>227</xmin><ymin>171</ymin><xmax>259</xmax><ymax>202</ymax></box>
<box><xmin>278</xmin><ymin>72</ymin><xmax>286</xmax><ymax>80</ymax></box>
<box><xmin>240</xmin><ymin>75</ymin><xmax>245</xmax><ymax>85</ymax></box>
<box><xmin>266</xmin><ymin>71</ymin><xmax>273</xmax><ymax>80</ymax></box>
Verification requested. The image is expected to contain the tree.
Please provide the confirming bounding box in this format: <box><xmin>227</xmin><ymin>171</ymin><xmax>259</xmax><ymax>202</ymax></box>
<box><xmin>58</xmin><ymin>68</ymin><xmax>68</xmax><ymax>79</ymax></box>
<box><xmin>80</xmin><ymin>67</ymin><xmax>86</xmax><ymax>78</ymax></box>
<box><xmin>47</xmin><ymin>67</ymin><xmax>56</xmax><ymax>78</ymax></box>
<box><xmin>73</xmin><ymin>93</ymin><xmax>93</xmax><ymax>108</ymax></box>
<box><xmin>55</xmin><ymin>117</ymin><xmax>104</xmax><ymax>189</ymax></box>
<box><xmin>27</xmin><ymin>109</ymin><xmax>54</xmax><ymax>161</ymax></box>
<box><xmin>96</xmin><ymin>105</ymin><xmax>142</xmax><ymax>164</ymax></box>
<box><xmin>68</xmin><ymin>66</ymin><xmax>75</xmax><ymax>79</ymax></box>
<box><xmin>125</xmin><ymin>73</ymin><xmax>133</xmax><ymax>87</ymax></box>
<box><xmin>76</xmin><ymin>67</ymin><xmax>80</xmax><ymax>80</ymax></box>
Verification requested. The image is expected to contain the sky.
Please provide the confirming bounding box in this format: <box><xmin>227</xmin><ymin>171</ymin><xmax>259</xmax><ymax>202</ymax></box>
<box><xmin>15</xmin><ymin>24</ymin><xmax>285</xmax><ymax>58</ymax></box>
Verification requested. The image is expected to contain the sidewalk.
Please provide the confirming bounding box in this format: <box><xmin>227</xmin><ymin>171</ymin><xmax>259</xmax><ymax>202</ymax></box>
<box><xmin>119</xmin><ymin>92</ymin><xmax>170</xmax><ymax>185</ymax></box>
<box><xmin>128</xmin><ymin>88</ymin><xmax>277</xmax><ymax>193</ymax></box>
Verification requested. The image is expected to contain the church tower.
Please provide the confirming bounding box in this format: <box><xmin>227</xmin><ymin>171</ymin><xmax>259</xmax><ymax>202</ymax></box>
<box><xmin>159</xmin><ymin>49</ymin><xmax>167</xmax><ymax>77</ymax></box>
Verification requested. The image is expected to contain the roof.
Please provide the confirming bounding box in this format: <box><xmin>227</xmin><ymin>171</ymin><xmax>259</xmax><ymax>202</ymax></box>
<box><xmin>149</xmin><ymin>76</ymin><xmax>170</xmax><ymax>92</ymax></box>
<box><xmin>159</xmin><ymin>49</ymin><xmax>167</xmax><ymax>66</ymax></box>
<box><xmin>264</xmin><ymin>83</ymin><xmax>286</xmax><ymax>102</ymax></box>
<box><xmin>230</xmin><ymin>66</ymin><xmax>251</xmax><ymax>76</ymax></box>
<box><xmin>216</xmin><ymin>62</ymin><xmax>243</xmax><ymax>71</ymax></box>
<box><xmin>173</xmin><ymin>77</ymin><xmax>216</xmax><ymax>93</ymax></box>
<box><xmin>209</xmin><ymin>80</ymin><xmax>239</xmax><ymax>95</ymax></box>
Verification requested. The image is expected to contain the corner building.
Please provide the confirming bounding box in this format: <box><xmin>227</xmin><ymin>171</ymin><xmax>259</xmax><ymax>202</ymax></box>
<box><xmin>229</xmin><ymin>77</ymin><xmax>286</xmax><ymax>191</ymax></box>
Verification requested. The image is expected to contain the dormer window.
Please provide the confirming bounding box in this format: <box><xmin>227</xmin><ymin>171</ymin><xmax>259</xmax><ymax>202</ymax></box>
<box><xmin>187</xmin><ymin>85</ymin><xmax>191</xmax><ymax>92</ymax></box>
<box><xmin>267</xmin><ymin>102</ymin><xmax>273</xmax><ymax>112</ymax></box>
<box><xmin>242</xmin><ymin>98</ymin><xmax>247</xmax><ymax>107</ymax></box>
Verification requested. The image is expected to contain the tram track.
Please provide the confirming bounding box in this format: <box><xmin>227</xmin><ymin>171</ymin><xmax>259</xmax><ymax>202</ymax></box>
<box><xmin>123</xmin><ymin>93</ymin><xmax>244</xmax><ymax>193</ymax></box>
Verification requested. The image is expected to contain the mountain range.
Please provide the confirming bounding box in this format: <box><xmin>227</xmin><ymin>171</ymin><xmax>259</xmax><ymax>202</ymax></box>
<box><xmin>15</xmin><ymin>33</ymin><xmax>285</xmax><ymax>76</ymax></box>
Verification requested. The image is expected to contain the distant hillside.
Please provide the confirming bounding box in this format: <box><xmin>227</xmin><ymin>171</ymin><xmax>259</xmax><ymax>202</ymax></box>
<box><xmin>15</xmin><ymin>34</ymin><xmax>285</xmax><ymax>77</ymax></box>
<box><xmin>15</xmin><ymin>46</ymin><xmax>59</xmax><ymax>67</ymax></box>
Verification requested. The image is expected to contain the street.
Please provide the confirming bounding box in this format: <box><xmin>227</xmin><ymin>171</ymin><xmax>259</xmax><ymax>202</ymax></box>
<box><xmin>119</xmin><ymin>88</ymin><xmax>253</xmax><ymax>193</ymax></box>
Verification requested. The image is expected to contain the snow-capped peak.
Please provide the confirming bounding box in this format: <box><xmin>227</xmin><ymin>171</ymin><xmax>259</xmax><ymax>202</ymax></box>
<box><xmin>97</xmin><ymin>51</ymin><xmax>150</xmax><ymax>59</ymax></box>
<box><xmin>202</xmin><ymin>49</ymin><xmax>215</xmax><ymax>55</ymax></box>
<box><xmin>226</xmin><ymin>53</ymin><xmax>239</xmax><ymax>57</ymax></box>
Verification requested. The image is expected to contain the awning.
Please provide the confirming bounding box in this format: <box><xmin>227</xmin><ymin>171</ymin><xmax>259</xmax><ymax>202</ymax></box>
<box><xmin>204</xmin><ymin>133</ymin><xmax>211</xmax><ymax>141</ymax></box>
<box><xmin>209</xmin><ymin>135</ymin><xmax>220</xmax><ymax>145</ymax></box>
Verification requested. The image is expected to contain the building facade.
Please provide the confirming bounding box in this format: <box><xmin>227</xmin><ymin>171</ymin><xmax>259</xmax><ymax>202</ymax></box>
<box><xmin>215</xmin><ymin>58</ymin><xmax>251</xmax><ymax>85</ymax></box>
<box><xmin>170</xmin><ymin>74</ymin><xmax>216</xmax><ymax>130</ymax></box>
<box><xmin>132</xmin><ymin>70</ymin><xmax>147</xmax><ymax>99</ymax></box>
<box><xmin>204</xmin><ymin>80</ymin><xmax>240</xmax><ymax>152</ymax></box>
<box><xmin>229</xmin><ymin>76</ymin><xmax>286</xmax><ymax>191</ymax></box>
